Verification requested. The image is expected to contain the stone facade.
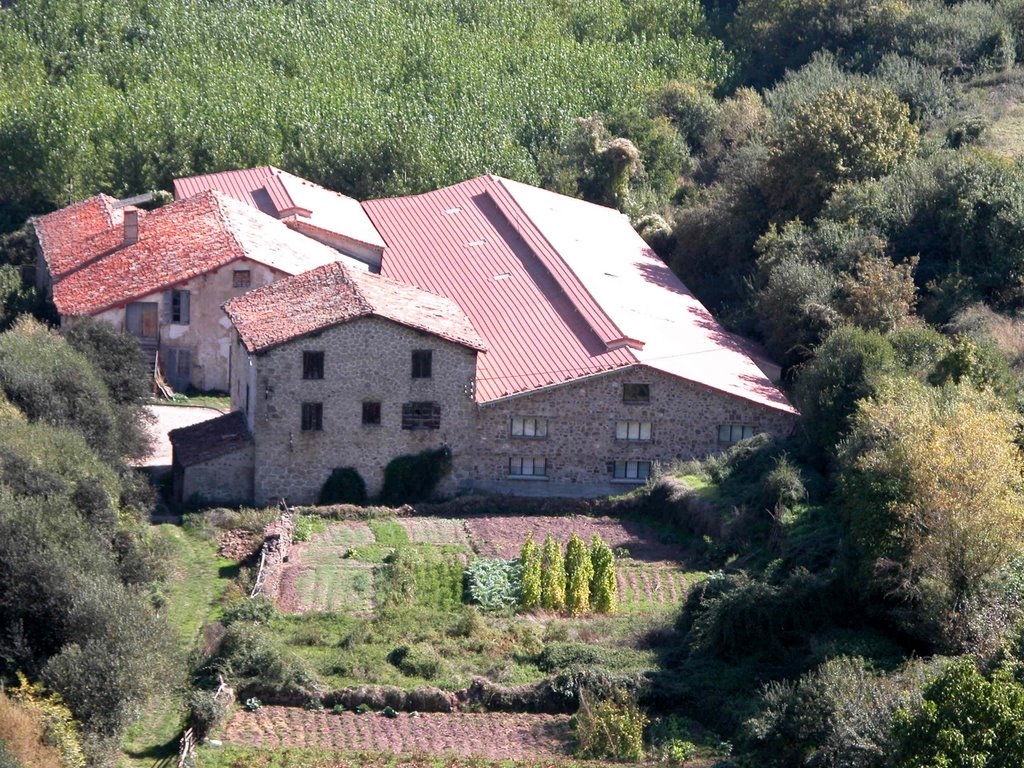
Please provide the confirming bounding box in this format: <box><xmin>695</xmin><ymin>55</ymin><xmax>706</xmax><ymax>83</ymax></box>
<box><xmin>205</xmin><ymin>318</ymin><xmax>798</xmax><ymax>505</ymax></box>
<box><xmin>231</xmin><ymin>315</ymin><xmax>478</xmax><ymax>505</ymax></box>
<box><xmin>468</xmin><ymin>366</ymin><xmax>797</xmax><ymax>497</ymax></box>
<box><xmin>174</xmin><ymin>442</ymin><xmax>255</xmax><ymax>506</ymax></box>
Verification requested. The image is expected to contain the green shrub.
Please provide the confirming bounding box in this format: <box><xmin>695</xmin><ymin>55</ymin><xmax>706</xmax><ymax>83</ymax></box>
<box><xmin>761</xmin><ymin>454</ymin><xmax>807</xmax><ymax>510</ymax></box>
<box><xmin>210</xmin><ymin>624</ymin><xmax>320</xmax><ymax>696</ymax></box>
<box><xmin>589</xmin><ymin>535</ymin><xmax>618</xmax><ymax>614</ymax></box>
<box><xmin>221</xmin><ymin>596</ymin><xmax>276</xmax><ymax>626</ymax></box>
<box><xmin>575</xmin><ymin>689</ymin><xmax>648</xmax><ymax>762</ymax></box>
<box><xmin>318</xmin><ymin>467</ymin><xmax>368</xmax><ymax>506</ymax></box>
<box><xmin>186</xmin><ymin>689</ymin><xmax>230</xmax><ymax>738</ymax></box>
<box><xmin>541</xmin><ymin>536</ymin><xmax>566</xmax><ymax>611</ymax></box>
<box><xmin>388</xmin><ymin>643</ymin><xmax>443</xmax><ymax>679</ymax></box>
<box><xmin>565</xmin><ymin>533</ymin><xmax>594</xmax><ymax>616</ymax></box>
<box><xmin>519</xmin><ymin>534</ymin><xmax>542</xmax><ymax>611</ymax></box>
<box><xmin>379</xmin><ymin>447</ymin><xmax>452</xmax><ymax>505</ymax></box>
<box><xmin>892</xmin><ymin>658</ymin><xmax>1024</xmax><ymax>768</ymax></box>
<box><xmin>465</xmin><ymin>557</ymin><xmax>521</xmax><ymax>612</ymax></box>
<box><xmin>292</xmin><ymin>514</ymin><xmax>326</xmax><ymax>543</ymax></box>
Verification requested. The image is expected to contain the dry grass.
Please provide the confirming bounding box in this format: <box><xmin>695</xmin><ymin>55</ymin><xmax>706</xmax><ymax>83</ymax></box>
<box><xmin>0</xmin><ymin>693</ymin><xmax>64</xmax><ymax>768</ymax></box>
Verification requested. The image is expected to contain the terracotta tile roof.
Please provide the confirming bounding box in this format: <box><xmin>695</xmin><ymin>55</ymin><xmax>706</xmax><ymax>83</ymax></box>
<box><xmin>363</xmin><ymin>175</ymin><xmax>796</xmax><ymax>414</ymax></box>
<box><xmin>34</xmin><ymin>191</ymin><xmax>344</xmax><ymax>316</ymax></box>
<box><xmin>224</xmin><ymin>261</ymin><xmax>487</xmax><ymax>354</ymax></box>
<box><xmin>169</xmin><ymin>411</ymin><xmax>252</xmax><ymax>467</ymax></box>
<box><xmin>174</xmin><ymin>166</ymin><xmax>386</xmax><ymax>251</ymax></box>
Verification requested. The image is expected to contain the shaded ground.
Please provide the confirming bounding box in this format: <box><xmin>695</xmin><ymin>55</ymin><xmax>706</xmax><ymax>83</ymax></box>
<box><xmin>465</xmin><ymin>514</ymin><xmax>684</xmax><ymax>562</ymax></box>
<box><xmin>222</xmin><ymin>708</ymin><xmax>574</xmax><ymax>759</ymax></box>
<box><xmin>133</xmin><ymin>404</ymin><xmax>224</xmax><ymax>467</ymax></box>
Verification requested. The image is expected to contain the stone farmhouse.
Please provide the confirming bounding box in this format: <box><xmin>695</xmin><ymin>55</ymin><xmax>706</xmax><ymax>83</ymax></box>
<box><xmin>32</xmin><ymin>169</ymin><xmax>379</xmax><ymax>391</ymax></box>
<box><xmin>165</xmin><ymin>172</ymin><xmax>798</xmax><ymax>504</ymax></box>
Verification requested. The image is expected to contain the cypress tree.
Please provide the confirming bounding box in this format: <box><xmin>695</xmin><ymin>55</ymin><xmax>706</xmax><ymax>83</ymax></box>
<box><xmin>540</xmin><ymin>535</ymin><xmax>566</xmax><ymax>611</ymax></box>
<box><xmin>565</xmin><ymin>533</ymin><xmax>594</xmax><ymax>615</ymax></box>
<box><xmin>519</xmin><ymin>533</ymin><xmax>542</xmax><ymax>611</ymax></box>
<box><xmin>590</xmin><ymin>534</ymin><xmax>618</xmax><ymax>613</ymax></box>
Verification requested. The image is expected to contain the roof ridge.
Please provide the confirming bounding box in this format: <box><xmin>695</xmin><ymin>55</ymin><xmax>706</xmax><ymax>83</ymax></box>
<box><xmin>487</xmin><ymin>176</ymin><xmax>635</xmax><ymax>357</ymax></box>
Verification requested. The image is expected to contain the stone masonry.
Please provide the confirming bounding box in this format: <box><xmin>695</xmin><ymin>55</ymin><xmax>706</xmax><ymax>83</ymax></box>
<box><xmin>236</xmin><ymin>315</ymin><xmax>478</xmax><ymax>505</ymax></box>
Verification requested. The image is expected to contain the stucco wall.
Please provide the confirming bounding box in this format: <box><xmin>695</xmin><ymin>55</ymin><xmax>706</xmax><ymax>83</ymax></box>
<box><xmin>247</xmin><ymin>316</ymin><xmax>479</xmax><ymax>505</ymax></box>
<box><xmin>467</xmin><ymin>366</ymin><xmax>797</xmax><ymax>497</ymax></box>
<box><xmin>93</xmin><ymin>259</ymin><xmax>280</xmax><ymax>392</ymax></box>
<box><xmin>180</xmin><ymin>443</ymin><xmax>256</xmax><ymax>505</ymax></box>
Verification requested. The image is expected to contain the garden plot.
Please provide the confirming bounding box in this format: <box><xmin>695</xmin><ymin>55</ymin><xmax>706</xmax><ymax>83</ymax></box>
<box><xmin>398</xmin><ymin>516</ymin><xmax>470</xmax><ymax>547</ymax></box>
<box><xmin>465</xmin><ymin>514</ymin><xmax>684</xmax><ymax>562</ymax></box>
<box><xmin>277</xmin><ymin>522</ymin><xmax>378</xmax><ymax>613</ymax></box>
<box><xmin>223</xmin><ymin>707</ymin><xmax>574</xmax><ymax>759</ymax></box>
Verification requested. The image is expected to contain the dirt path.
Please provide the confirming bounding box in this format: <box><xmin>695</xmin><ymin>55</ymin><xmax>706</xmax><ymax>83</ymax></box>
<box><xmin>223</xmin><ymin>708</ymin><xmax>574</xmax><ymax>759</ymax></box>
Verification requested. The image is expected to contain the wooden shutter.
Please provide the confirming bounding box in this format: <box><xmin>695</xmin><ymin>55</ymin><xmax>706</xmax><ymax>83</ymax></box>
<box><xmin>180</xmin><ymin>291</ymin><xmax>191</xmax><ymax>324</ymax></box>
<box><xmin>162</xmin><ymin>291</ymin><xmax>173</xmax><ymax>323</ymax></box>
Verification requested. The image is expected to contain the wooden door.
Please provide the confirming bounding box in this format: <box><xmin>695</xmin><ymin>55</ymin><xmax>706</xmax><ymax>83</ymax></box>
<box><xmin>126</xmin><ymin>302</ymin><xmax>159</xmax><ymax>339</ymax></box>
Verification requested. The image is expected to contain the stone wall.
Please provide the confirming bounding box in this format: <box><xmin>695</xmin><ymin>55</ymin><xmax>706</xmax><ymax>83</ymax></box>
<box><xmin>246</xmin><ymin>316</ymin><xmax>479</xmax><ymax>505</ymax></box>
<box><xmin>181</xmin><ymin>443</ymin><xmax>256</xmax><ymax>506</ymax></box>
<box><xmin>467</xmin><ymin>366</ymin><xmax>797</xmax><ymax>497</ymax></box>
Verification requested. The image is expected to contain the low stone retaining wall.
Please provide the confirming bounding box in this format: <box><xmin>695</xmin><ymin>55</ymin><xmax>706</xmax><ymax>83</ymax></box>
<box><xmin>250</xmin><ymin>507</ymin><xmax>295</xmax><ymax>600</ymax></box>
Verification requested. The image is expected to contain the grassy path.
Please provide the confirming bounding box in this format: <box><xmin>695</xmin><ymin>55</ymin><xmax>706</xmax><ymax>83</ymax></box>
<box><xmin>120</xmin><ymin>525</ymin><xmax>237</xmax><ymax>767</ymax></box>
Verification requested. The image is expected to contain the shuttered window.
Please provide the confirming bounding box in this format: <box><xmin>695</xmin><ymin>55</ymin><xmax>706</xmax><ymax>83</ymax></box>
<box><xmin>401</xmin><ymin>401</ymin><xmax>440</xmax><ymax>430</ymax></box>
<box><xmin>511</xmin><ymin>416</ymin><xmax>548</xmax><ymax>438</ymax></box>
<box><xmin>509</xmin><ymin>457</ymin><xmax>547</xmax><ymax>477</ymax></box>
<box><xmin>718</xmin><ymin>425</ymin><xmax>756</xmax><ymax>444</ymax></box>
<box><xmin>164</xmin><ymin>289</ymin><xmax>190</xmax><ymax>324</ymax></box>
<box><xmin>301</xmin><ymin>402</ymin><xmax>323</xmax><ymax>432</ymax></box>
<box><xmin>616</xmin><ymin>421</ymin><xmax>652</xmax><ymax>441</ymax></box>
<box><xmin>611</xmin><ymin>460</ymin><xmax>651</xmax><ymax>481</ymax></box>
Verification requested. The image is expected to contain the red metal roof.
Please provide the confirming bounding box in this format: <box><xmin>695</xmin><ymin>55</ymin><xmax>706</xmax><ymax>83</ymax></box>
<box><xmin>35</xmin><ymin>191</ymin><xmax>344</xmax><ymax>316</ymax></box>
<box><xmin>224</xmin><ymin>261</ymin><xmax>487</xmax><ymax>354</ymax></box>
<box><xmin>364</xmin><ymin>176</ymin><xmax>796</xmax><ymax>413</ymax></box>
<box><xmin>174</xmin><ymin>166</ymin><xmax>386</xmax><ymax>251</ymax></box>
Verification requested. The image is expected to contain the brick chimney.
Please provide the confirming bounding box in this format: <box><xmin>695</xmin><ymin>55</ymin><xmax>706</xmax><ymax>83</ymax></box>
<box><xmin>123</xmin><ymin>207</ymin><xmax>139</xmax><ymax>245</ymax></box>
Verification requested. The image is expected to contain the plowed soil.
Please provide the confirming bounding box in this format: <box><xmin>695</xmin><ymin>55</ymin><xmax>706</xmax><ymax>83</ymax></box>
<box><xmin>465</xmin><ymin>514</ymin><xmax>683</xmax><ymax>562</ymax></box>
<box><xmin>223</xmin><ymin>707</ymin><xmax>574</xmax><ymax>759</ymax></box>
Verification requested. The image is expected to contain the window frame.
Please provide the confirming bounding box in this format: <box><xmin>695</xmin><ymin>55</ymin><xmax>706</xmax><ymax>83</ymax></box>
<box><xmin>170</xmin><ymin>289</ymin><xmax>190</xmax><ymax>325</ymax></box>
<box><xmin>401</xmin><ymin>401</ymin><xmax>441</xmax><ymax>430</ymax></box>
<box><xmin>718</xmin><ymin>424</ymin><xmax>756</xmax><ymax>444</ymax></box>
<box><xmin>232</xmin><ymin>269</ymin><xmax>252</xmax><ymax>288</ymax></box>
<box><xmin>362</xmin><ymin>400</ymin><xmax>382</xmax><ymax>426</ymax></box>
<box><xmin>510</xmin><ymin>416</ymin><xmax>548</xmax><ymax>439</ymax></box>
<box><xmin>301</xmin><ymin>402</ymin><xmax>323</xmax><ymax>432</ymax></box>
<box><xmin>411</xmin><ymin>349</ymin><xmax>433</xmax><ymax>379</ymax></box>
<box><xmin>622</xmin><ymin>383</ymin><xmax>650</xmax><ymax>403</ymax></box>
<box><xmin>302</xmin><ymin>350</ymin><xmax>325</xmax><ymax>380</ymax></box>
<box><xmin>509</xmin><ymin>456</ymin><xmax>548</xmax><ymax>478</ymax></box>
<box><xmin>615</xmin><ymin>420</ymin><xmax>652</xmax><ymax>441</ymax></box>
<box><xmin>611</xmin><ymin>459</ymin><xmax>652</xmax><ymax>482</ymax></box>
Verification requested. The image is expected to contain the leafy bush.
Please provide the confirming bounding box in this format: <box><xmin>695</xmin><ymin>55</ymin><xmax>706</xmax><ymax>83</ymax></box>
<box><xmin>892</xmin><ymin>658</ymin><xmax>1024</xmax><ymax>768</ymax></box>
<box><xmin>210</xmin><ymin>623</ymin><xmax>320</xmax><ymax>697</ymax></box>
<box><xmin>221</xmin><ymin>596</ymin><xmax>276</xmax><ymax>626</ymax></box>
<box><xmin>519</xmin><ymin>534</ymin><xmax>542</xmax><ymax>611</ymax></box>
<box><xmin>186</xmin><ymin>689</ymin><xmax>230</xmax><ymax>738</ymax></box>
<box><xmin>565</xmin><ymin>533</ymin><xmax>594</xmax><ymax>616</ymax></box>
<box><xmin>465</xmin><ymin>557</ymin><xmax>521</xmax><ymax>612</ymax></box>
<box><xmin>318</xmin><ymin>467</ymin><xmax>367</xmax><ymax>506</ymax></box>
<box><xmin>589</xmin><ymin>535</ymin><xmax>618</xmax><ymax>614</ymax></box>
<box><xmin>379</xmin><ymin>447</ymin><xmax>452</xmax><ymax>505</ymax></box>
<box><xmin>388</xmin><ymin>644</ymin><xmax>443</xmax><ymax>679</ymax></box>
<box><xmin>540</xmin><ymin>535</ymin><xmax>566</xmax><ymax>611</ymax></box>
<box><xmin>292</xmin><ymin>514</ymin><xmax>326</xmax><ymax>543</ymax></box>
<box><xmin>575</xmin><ymin>689</ymin><xmax>648</xmax><ymax>762</ymax></box>
<box><xmin>761</xmin><ymin>455</ymin><xmax>807</xmax><ymax>511</ymax></box>
<box><xmin>745</xmin><ymin>656</ymin><xmax>921</xmax><ymax>768</ymax></box>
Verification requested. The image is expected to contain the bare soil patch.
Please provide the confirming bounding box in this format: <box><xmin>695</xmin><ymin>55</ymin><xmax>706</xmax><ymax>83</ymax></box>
<box><xmin>399</xmin><ymin>517</ymin><xmax>469</xmax><ymax>547</ymax></box>
<box><xmin>222</xmin><ymin>707</ymin><xmax>573</xmax><ymax>759</ymax></box>
<box><xmin>465</xmin><ymin>514</ymin><xmax>683</xmax><ymax>563</ymax></box>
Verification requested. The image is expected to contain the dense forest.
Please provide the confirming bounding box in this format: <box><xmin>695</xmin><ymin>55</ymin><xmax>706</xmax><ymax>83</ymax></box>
<box><xmin>6</xmin><ymin>0</ymin><xmax>1024</xmax><ymax>765</ymax></box>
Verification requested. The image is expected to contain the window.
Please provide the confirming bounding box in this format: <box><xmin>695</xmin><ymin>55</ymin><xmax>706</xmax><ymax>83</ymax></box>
<box><xmin>302</xmin><ymin>351</ymin><xmax>324</xmax><ymax>380</ymax></box>
<box><xmin>401</xmin><ymin>401</ymin><xmax>441</xmax><ymax>430</ymax></box>
<box><xmin>509</xmin><ymin>457</ymin><xmax>547</xmax><ymax>477</ymax></box>
<box><xmin>411</xmin><ymin>349</ymin><xmax>433</xmax><ymax>379</ymax></box>
<box><xmin>301</xmin><ymin>402</ymin><xmax>323</xmax><ymax>432</ymax></box>
<box><xmin>616</xmin><ymin>420</ymin><xmax>652</xmax><ymax>441</ymax></box>
<box><xmin>511</xmin><ymin>416</ymin><xmax>548</xmax><ymax>438</ymax></box>
<box><xmin>233</xmin><ymin>269</ymin><xmax>251</xmax><ymax>288</ymax></box>
<box><xmin>718</xmin><ymin>424</ymin><xmax>756</xmax><ymax>444</ymax></box>
<box><xmin>611</xmin><ymin>460</ymin><xmax>652</xmax><ymax>481</ymax></box>
<box><xmin>362</xmin><ymin>401</ymin><xmax>381</xmax><ymax>425</ymax></box>
<box><xmin>166</xmin><ymin>289</ymin><xmax>190</xmax><ymax>324</ymax></box>
<box><xmin>622</xmin><ymin>383</ymin><xmax>650</xmax><ymax>403</ymax></box>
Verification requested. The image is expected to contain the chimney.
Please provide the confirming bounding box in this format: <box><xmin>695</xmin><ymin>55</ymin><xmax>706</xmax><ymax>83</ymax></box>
<box><xmin>123</xmin><ymin>207</ymin><xmax>139</xmax><ymax>245</ymax></box>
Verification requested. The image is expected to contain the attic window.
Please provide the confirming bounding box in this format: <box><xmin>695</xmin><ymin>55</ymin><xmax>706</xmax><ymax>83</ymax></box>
<box><xmin>233</xmin><ymin>269</ymin><xmax>251</xmax><ymax>288</ymax></box>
